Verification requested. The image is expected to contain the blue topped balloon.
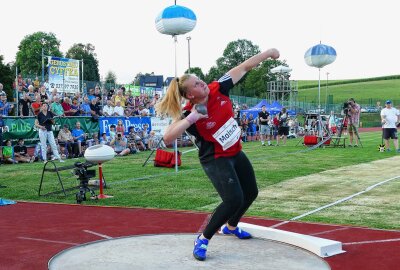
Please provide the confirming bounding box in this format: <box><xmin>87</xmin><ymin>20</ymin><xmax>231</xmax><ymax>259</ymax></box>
<box><xmin>304</xmin><ymin>43</ymin><xmax>337</xmax><ymax>68</ymax></box>
<box><xmin>155</xmin><ymin>5</ymin><xmax>197</xmax><ymax>36</ymax></box>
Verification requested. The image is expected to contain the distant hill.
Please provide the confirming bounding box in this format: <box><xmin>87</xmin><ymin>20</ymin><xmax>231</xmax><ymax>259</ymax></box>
<box><xmin>297</xmin><ymin>75</ymin><xmax>400</xmax><ymax>105</ymax></box>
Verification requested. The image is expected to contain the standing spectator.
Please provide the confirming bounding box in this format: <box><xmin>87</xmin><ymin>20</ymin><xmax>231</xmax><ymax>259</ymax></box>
<box><xmin>258</xmin><ymin>105</ymin><xmax>271</xmax><ymax>146</ymax></box>
<box><xmin>0</xmin><ymin>93</ymin><xmax>14</xmax><ymax>116</ymax></box>
<box><xmin>94</xmin><ymin>86</ymin><xmax>102</xmax><ymax>101</ymax></box>
<box><xmin>14</xmin><ymin>138</ymin><xmax>34</xmax><ymax>163</ymax></box>
<box><xmin>27</xmin><ymin>85</ymin><xmax>35</xmax><ymax>101</ymax></box>
<box><xmin>380</xmin><ymin>100</ymin><xmax>400</xmax><ymax>152</ymax></box>
<box><xmin>240</xmin><ymin>114</ymin><xmax>248</xmax><ymax>142</ymax></box>
<box><xmin>43</xmin><ymin>79</ymin><xmax>50</xmax><ymax>92</ymax></box>
<box><xmin>102</xmin><ymin>99</ymin><xmax>114</xmax><ymax>116</ymax></box>
<box><xmin>31</xmin><ymin>93</ymin><xmax>42</xmax><ymax>116</ymax></box>
<box><xmin>50</xmin><ymin>96</ymin><xmax>64</xmax><ymax>116</ymax></box>
<box><xmin>34</xmin><ymin>103</ymin><xmax>64</xmax><ymax>163</ymax></box>
<box><xmin>110</xmin><ymin>132</ymin><xmax>130</xmax><ymax>156</ymax></box>
<box><xmin>39</xmin><ymin>86</ymin><xmax>49</xmax><ymax>103</ymax></box>
<box><xmin>328</xmin><ymin>111</ymin><xmax>337</xmax><ymax>135</ymax></box>
<box><xmin>58</xmin><ymin>124</ymin><xmax>79</xmax><ymax>158</ymax></box>
<box><xmin>247</xmin><ymin>114</ymin><xmax>256</xmax><ymax>142</ymax></box>
<box><xmin>277</xmin><ymin>108</ymin><xmax>289</xmax><ymax>146</ymax></box>
<box><xmin>33</xmin><ymin>76</ymin><xmax>40</xmax><ymax>91</ymax></box>
<box><xmin>346</xmin><ymin>98</ymin><xmax>361</xmax><ymax>147</ymax></box>
<box><xmin>72</xmin><ymin>121</ymin><xmax>86</xmax><ymax>156</ymax></box>
<box><xmin>18</xmin><ymin>93</ymin><xmax>31</xmax><ymax>116</ymax></box>
<box><xmin>0</xmin><ymin>83</ymin><xmax>6</xmax><ymax>96</ymax></box>
<box><xmin>116</xmin><ymin>119</ymin><xmax>125</xmax><ymax>133</ymax></box>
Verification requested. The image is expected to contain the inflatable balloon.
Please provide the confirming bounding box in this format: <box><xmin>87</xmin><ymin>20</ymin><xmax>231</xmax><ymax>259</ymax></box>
<box><xmin>155</xmin><ymin>5</ymin><xmax>197</xmax><ymax>36</ymax></box>
<box><xmin>304</xmin><ymin>44</ymin><xmax>337</xmax><ymax>68</ymax></box>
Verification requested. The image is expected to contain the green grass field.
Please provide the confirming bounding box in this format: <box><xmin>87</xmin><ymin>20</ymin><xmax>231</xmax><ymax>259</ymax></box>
<box><xmin>1</xmin><ymin>130</ymin><xmax>399</xmax><ymax>230</ymax></box>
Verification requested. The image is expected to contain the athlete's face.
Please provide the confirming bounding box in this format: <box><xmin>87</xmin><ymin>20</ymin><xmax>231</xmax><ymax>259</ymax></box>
<box><xmin>185</xmin><ymin>76</ymin><xmax>209</xmax><ymax>104</ymax></box>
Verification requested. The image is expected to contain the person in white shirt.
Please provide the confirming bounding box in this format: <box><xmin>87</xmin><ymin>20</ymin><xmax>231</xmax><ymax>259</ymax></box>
<box><xmin>380</xmin><ymin>100</ymin><xmax>400</xmax><ymax>152</ymax></box>
<box><xmin>102</xmin><ymin>99</ymin><xmax>114</xmax><ymax>116</ymax></box>
<box><xmin>113</xmin><ymin>100</ymin><xmax>124</xmax><ymax>116</ymax></box>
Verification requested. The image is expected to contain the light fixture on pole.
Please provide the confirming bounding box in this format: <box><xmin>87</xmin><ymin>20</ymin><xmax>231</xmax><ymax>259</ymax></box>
<box><xmin>186</xmin><ymin>36</ymin><xmax>191</xmax><ymax>73</ymax></box>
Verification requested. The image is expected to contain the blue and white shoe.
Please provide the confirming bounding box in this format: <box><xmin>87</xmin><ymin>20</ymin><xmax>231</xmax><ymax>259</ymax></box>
<box><xmin>222</xmin><ymin>226</ymin><xmax>252</xmax><ymax>239</ymax></box>
<box><xmin>193</xmin><ymin>235</ymin><xmax>208</xmax><ymax>261</ymax></box>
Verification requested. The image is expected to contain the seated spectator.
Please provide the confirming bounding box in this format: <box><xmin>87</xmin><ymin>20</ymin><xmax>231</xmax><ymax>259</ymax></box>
<box><xmin>62</xmin><ymin>97</ymin><xmax>77</xmax><ymax>116</ymax></box>
<box><xmin>33</xmin><ymin>76</ymin><xmax>40</xmax><ymax>91</ymax></box>
<box><xmin>102</xmin><ymin>99</ymin><xmax>114</xmax><ymax>116</ymax></box>
<box><xmin>109</xmin><ymin>124</ymin><xmax>116</xmax><ymax>141</ymax></box>
<box><xmin>127</xmin><ymin>126</ymin><xmax>146</xmax><ymax>151</ymax></box>
<box><xmin>90</xmin><ymin>97</ymin><xmax>102</xmax><ymax>117</ymax></box>
<box><xmin>58</xmin><ymin>124</ymin><xmax>79</xmax><ymax>158</ymax></box>
<box><xmin>49</xmin><ymin>88</ymin><xmax>60</xmax><ymax>102</ymax></box>
<box><xmin>140</xmin><ymin>123</ymin><xmax>150</xmax><ymax>149</ymax></box>
<box><xmin>70</xmin><ymin>97</ymin><xmax>80</xmax><ymax>116</ymax></box>
<box><xmin>114</xmin><ymin>89</ymin><xmax>126</xmax><ymax>107</ymax></box>
<box><xmin>148</xmin><ymin>131</ymin><xmax>166</xmax><ymax>150</ymax></box>
<box><xmin>100</xmin><ymin>133</ymin><xmax>111</xmax><ymax>146</ymax></box>
<box><xmin>110</xmin><ymin>132</ymin><xmax>130</xmax><ymax>156</ymax></box>
<box><xmin>0</xmin><ymin>93</ymin><xmax>14</xmax><ymax>116</ymax></box>
<box><xmin>72</xmin><ymin>121</ymin><xmax>86</xmax><ymax>156</ymax></box>
<box><xmin>80</xmin><ymin>96</ymin><xmax>91</xmax><ymax>116</ymax></box>
<box><xmin>2</xmin><ymin>139</ymin><xmax>16</xmax><ymax>164</ymax></box>
<box><xmin>27</xmin><ymin>85</ymin><xmax>35</xmax><ymax>102</ymax></box>
<box><xmin>19</xmin><ymin>93</ymin><xmax>32</xmax><ymax>116</ymax></box>
<box><xmin>94</xmin><ymin>86</ymin><xmax>102</xmax><ymax>101</ymax></box>
<box><xmin>14</xmin><ymin>138</ymin><xmax>34</xmax><ymax>163</ymax></box>
<box><xmin>113</xmin><ymin>101</ymin><xmax>124</xmax><ymax>116</ymax></box>
<box><xmin>86</xmin><ymin>133</ymin><xmax>100</xmax><ymax>147</ymax></box>
<box><xmin>50</xmin><ymin>96</ymin><xmax>65</xmax><ymax>116</ymax></box>
<box><xmin>87</xmin><ymin>88</ymin><xmax>96</xmax><ymax>102</ymax></box>
<box><xmin>0</xmin><ymin>83</ymin><xmax>6</xmax><ymax>96</ymax></box>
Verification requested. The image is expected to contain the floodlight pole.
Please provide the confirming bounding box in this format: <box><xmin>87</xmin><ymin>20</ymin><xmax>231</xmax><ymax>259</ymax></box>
<box><xmin>325</xmin><ymin>72</ymin><xmax>329</xmax><ymax>113</ymax></box>
<box><xmin>186</xmin><ymin>36</ymin><xmax>191</xmax><ymax>73</ymax></box>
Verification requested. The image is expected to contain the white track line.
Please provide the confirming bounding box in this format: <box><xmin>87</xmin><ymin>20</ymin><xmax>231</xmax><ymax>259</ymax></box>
<box><xmin>344</xmin><ymin>238</ymin><xmax>400</xmax><ymax>245</ymax></box>
<box><xmin>18</xmin><ymin>237</ymin><xmax>78</xmax><ymax>245</ymax></box>
<box><xmin>310</xmin><ymin>227</ymin><xmax>350</xmax><ymax>236</ymax></box>
<box><xmin>271</xmin><ymin>175</ymin><xmax>400</xmax><ymax>229</ymax></box>
<box><xmin>83</xmin><ymin>230</ymin><xmax>113</xmax><ymax>239</ymax></box>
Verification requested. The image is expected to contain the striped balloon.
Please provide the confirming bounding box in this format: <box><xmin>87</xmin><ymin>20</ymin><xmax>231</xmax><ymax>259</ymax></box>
<box><xmin>304</xmin><ymin>44</ymin><xmax>337</xmax><ymax>68</ymax></box>
<box><xmin>155</xmin><ymin>5</ymin><xmax>197</xmax><ymax>36</ymax></box>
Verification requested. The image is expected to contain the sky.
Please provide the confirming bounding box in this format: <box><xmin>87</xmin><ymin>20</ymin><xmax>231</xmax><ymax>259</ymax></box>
<box><xmin>1</xmin><ymin>0</ymin><xmax>399</xmax><ymax>83</ymax></box>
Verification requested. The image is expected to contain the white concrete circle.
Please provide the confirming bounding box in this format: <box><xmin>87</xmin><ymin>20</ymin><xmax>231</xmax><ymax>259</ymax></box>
<box><xmin>49</xmin><ymin>234</ymin><xmax>330</xmax><ymax>270</ymax></box>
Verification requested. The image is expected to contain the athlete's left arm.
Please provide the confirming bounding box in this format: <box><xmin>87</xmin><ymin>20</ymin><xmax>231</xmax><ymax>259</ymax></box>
<box><xmin>227</xmin><ymin>48</ymin><xmax>280</xmax><ymax>85</ymax></box>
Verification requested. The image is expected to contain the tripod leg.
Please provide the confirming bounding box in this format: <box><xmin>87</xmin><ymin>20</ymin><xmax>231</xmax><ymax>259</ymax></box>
<box><xmin>142</xmin><ymin>138</ymin><xmax>164</xmax><ymax>167</ymax></box>
<box><xmin>353</xmin><ymin>124</ymin><xmax>363</xmax><ymax>147</ymax></box>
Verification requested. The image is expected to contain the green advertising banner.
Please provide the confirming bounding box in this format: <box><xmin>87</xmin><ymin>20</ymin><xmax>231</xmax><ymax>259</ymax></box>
<box><xmin>2</xmin><ymin>117</ymin><xmax>99</xmax><ymax>144</ymax></box>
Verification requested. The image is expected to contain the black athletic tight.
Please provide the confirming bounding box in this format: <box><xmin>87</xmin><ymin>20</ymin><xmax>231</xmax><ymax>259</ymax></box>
<box><xmin>201</xmin><ymin>151</ymin><xmax>258</xmax><ymax>239</ymax></box>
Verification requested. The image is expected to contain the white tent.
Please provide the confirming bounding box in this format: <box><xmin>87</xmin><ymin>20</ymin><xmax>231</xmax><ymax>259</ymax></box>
<box><xmin>271</xmin><ymin>65</ymin><xmax>292</xmax><ymax>74</ymax></box>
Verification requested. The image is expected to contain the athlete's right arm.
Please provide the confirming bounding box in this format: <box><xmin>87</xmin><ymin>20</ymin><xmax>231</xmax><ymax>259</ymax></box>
<box><xmin>163</xmin><ymin>109</ymin><xmax>206</xmax><ymax>145</ymax></box>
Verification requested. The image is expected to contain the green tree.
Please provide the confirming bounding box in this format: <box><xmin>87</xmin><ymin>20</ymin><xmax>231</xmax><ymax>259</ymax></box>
<box><xmin>184</xmin><ymin>67</ymin><xmax>205</xmax><ymax>81</ymax></box>
<box><xmin>66</xmin><ymin>43</ymin><xmax>100</xmax><ymax>82</ymax></box>
<box><xmin>217</xmin><ymin>39</ymin><xmax>260</xmax><ymax>76</ymax></box>
<box><xmin>16</xmin><ymin>31</ymin><xmax>62</xmax><ymax>77</ymax></box>
<box><xmin>204</xmin><ymin>66</ymin><xmax>223</xmax><ymax>84</ymax></box>
<box><xmin>105</xmin><ymin>71</ymin><xmax>117</xmax><ymax>84</ymax></box>
<box><xmin>0</xmin><ymin>55</ymin><xmax>14</xmax><ymax>98</ymax></box>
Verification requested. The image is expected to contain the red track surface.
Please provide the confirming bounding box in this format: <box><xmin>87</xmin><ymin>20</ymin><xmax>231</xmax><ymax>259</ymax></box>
<box><xmin>1</xmin><ymin>202</ymin><xmax>399</xmax><ymax>270</ymax></box>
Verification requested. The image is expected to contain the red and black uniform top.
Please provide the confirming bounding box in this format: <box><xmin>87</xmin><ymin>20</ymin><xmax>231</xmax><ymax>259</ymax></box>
<box><xmin>184</xmin><ymin>75</ymin><xmax>241</xmax><ymax>163</ymax></box>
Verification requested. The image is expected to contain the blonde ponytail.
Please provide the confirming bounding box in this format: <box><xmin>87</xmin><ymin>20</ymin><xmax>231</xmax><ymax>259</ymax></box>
<box><xmin>156</xmin><ymin>75</ymin><xmax>192</xmax><ymax>120</ymax></box>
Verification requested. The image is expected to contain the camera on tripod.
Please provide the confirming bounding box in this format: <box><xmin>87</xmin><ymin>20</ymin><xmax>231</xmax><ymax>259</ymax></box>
<box><xmin>343</xmin><ymin>102</ymin><xmax>351</xmax><ymax>115</ymax></box>
<box><xmin>74</xmin><ymin>162</ymin><xmax>96</xmax><ymax>180</ymax></box>
<box><xmin>73</xmin><ymin>162</ymin><xmax>97</xmax><ymax>203</ymax></box>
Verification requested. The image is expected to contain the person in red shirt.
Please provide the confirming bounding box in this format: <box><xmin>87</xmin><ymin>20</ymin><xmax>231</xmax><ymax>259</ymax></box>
<box><xmin>156</xmin><ymin>48</ymin><xmax>280</xmax><ymax>261</ymax></box>
<box><xmin>61</xmin><ymin>97</ymin><xmax>77</xmax><ymax>116</ymax></box>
